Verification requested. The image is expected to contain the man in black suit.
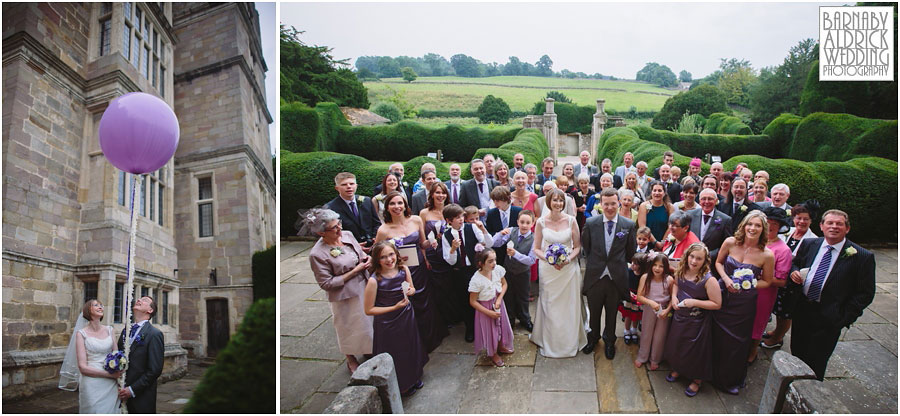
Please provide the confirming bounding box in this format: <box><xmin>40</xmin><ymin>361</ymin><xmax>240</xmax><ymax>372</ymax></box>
<box><xmin>117</xmin><ymin>296</ymin><xmax>164</xmax><ymax>413</ymax></box>
<box><xmin>485</xmin><ymin>186</ymin><xmax>521</xmax><ymax>266</ymax></box>
<box><xmin>458</xmin><ymin>159</ymin><xmax>497</xmax><ymax>221</ymax></box>
<box><xmin>509</xmin><ymin>153</ymin><xmax>526</xmax><ymax>177</ymax></box>
<box><xmin>372</xmin><ymin>162</ymin><xmax>412</xmax><ymax>200</ymax></box>
<box><xmin>658</xmin><ymin>164</ymin><xmax>682</xmax><ymax>203</ymax></box>
<box><xmin>652</xmin><ymin>151</ymin><xmax>675</xmax><ymax>180</ymax></box>
<box><xmin>717</xmin><ymin>178</ymin><xmax>761</xmax><ymax>233</ymax></box>
<box><xmin>688</xmin><ymin>189</ymin><xmax>733</xmax><ymax>263</ymax></box>
<box><xmin>581</xmin><ymin>188</ymin><xmax>637</xmax><ymax>359</ymax></box>
<box><xmin>326</xmin><ymin>172</ymin><xmax>380</xmax><ymax>248</ymax></box>
<box><xmin>410</xmin><ymin>170</ymin><xmax>438</xmax><ymax>215</ymax></box>
<box><xmin>445</xmin><ymin>164</ymin><xmax>463</xmax><ymax>206</ymax></box>
<box><xmin>787</xmin><ymin>209</ymin><xmax>876</xmax><ymax>380</ymax></box>
<box><xmin>535</xmin><ymin>157</ymin><xmax>556</xmax><ymax>197</ymax></box>
<box><xmin>592</xmin><ymin>159</ymin><xmax>622</xmax><ymax>190</ymax></box>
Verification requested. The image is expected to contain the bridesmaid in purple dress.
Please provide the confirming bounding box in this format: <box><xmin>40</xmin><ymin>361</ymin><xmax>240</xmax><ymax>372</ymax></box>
<box><xmin>419</xmin><ymin>183</ymin><xmax>456</xmax><ymax>328</ymax></box>
<box><xmin>664</xmin><ymin>243</ymin><xmax>722</xmax><ymax>397</ymax></box>
<box><xmin>364</xmin><ymin>241</ymin><xmax>428</xmax><ymax>397</ymax></box>
<box><xmin>375</xmin><ymin>191</ymin><xmax>447</xmax><ymax>353</ymax></box>
<box><xmin>712</xmin><ymin>211</ymin><xmax>775</xmax><ymax>395</ymax></box>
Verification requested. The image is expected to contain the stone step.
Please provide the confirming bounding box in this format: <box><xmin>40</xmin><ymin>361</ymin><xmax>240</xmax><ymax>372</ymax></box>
<box><xmin>593</xmin><ymin>338</ymin><xmax>658</xmax><ymax>413</ymax></box>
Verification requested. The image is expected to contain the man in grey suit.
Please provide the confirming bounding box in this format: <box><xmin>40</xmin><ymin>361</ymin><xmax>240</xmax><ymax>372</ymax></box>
<box><xmin>458</xmin><ymin>159</ymin><xmax>497</xmax><ymax>220</ymax></box>
<box><xmin>689</xmin><ymin>189</ymin><xmax>733</xmax><ymax>263</ymax></box>
<box><xmin>574</xmin><ymin>151</ymin><xmax>599</xmax><ymax>177</ymax></box>
<box><xmin>581</xmin><ymin>188</ymin><xmax>637</xmax><ymax>359</ymax></box>
<box><xmin>410</xmin><ymin>170</ymin><xmax>438</xmax><ymax>215</ymax></box>
<box><xmin>118</xmin><ymin>296</ymin><xmax>164</xmax><ymax>413</ymax></box>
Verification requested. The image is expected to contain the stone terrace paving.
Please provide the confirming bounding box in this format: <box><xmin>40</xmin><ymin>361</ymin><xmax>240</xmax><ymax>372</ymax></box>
<box><xmin>280</xmin><ymin>238</ymin><xmax>897</xmax><ymax>414</ymax></box>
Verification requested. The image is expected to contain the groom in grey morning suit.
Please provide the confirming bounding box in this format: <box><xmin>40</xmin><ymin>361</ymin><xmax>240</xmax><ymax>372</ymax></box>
<box><xmin>581</xmin><ymin>188</ymin><xmax>636</xmax><ymax>359</ymax></box>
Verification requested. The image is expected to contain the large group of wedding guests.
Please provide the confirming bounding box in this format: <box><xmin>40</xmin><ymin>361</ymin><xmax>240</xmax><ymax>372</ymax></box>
<box><xmin>303</xmin><ymin>149</ymin><xmax>876</xmax><ymax>398</ymax></box>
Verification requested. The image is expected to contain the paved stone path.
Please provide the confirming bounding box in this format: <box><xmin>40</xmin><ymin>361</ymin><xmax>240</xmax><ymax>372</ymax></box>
<box><xmin>3</xmin><ymin>361</ymin><xmax>207</xmax><ymax>413</ymax></box>
<box><xmin>281</xmin><ymin>241</ymin><xmax>897</xmax><ymax>414</ymax></box>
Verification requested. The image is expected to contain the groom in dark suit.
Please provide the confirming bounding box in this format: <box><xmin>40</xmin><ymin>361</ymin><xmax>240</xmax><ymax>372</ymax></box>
<box><xmin>581</xmin><ymin>188</ymin><xmax>637</xmax><ymax>359</ymax></box>
<box><xmin>787</xmin><ymin>209</ymin><xmax>875</xmax><ymax>380</ymax></box>
<box><xmin>118</xmin><ymin>296</ymin><xmax>164</xmax><ymax>413</ymax></box>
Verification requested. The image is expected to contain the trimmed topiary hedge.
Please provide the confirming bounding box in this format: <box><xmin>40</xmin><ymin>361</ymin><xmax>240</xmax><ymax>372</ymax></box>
<box><xmin>185</xmin><ymin>298</ymin><xmax>275</xmax><ymax>413</ymax></box>
<box><xmin>628</xmin><ymin>125</ymin><xmax>781</xmax><ymax>161</ymax></box>
<box><xmin>762</xmin><ymin>113</ymin><xmax>803</xmax><ymax>156</ymax></box>
<box><xmin>530</xmin><ymin>101</ymin><xmax>594</xmax><ymax>134</ymax></box>
<box><xmin>788</xmin><ymin>112</ymin><xmax>898</xmax><ymax>162</ymax></box>
<box><xmin>335</xmin><ymin>121</ymin><xmax>520</xmax><ymax>162</ymax></box>
<box><xmin>705</xmin><ymin>112</ymin><xmax>752</xmax><ymax>135</ymax></box>
<box><xmin>281</xmin><ymin>102</ymin><xmax>349</xmax><ymax>153</ymax></box>
<box><xmin>598</xmin><ymin>126</ymin><xmax>897</xmax><ymax>242</ymax></box>
<box><xmin>251</xmin><ymin>246</ymin><xmax>275</xmax><ymax>301</ymax></box>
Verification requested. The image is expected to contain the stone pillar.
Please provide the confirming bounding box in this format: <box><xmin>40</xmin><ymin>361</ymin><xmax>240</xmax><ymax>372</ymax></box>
<box><xmin>349</xmin><ymin>353</ymin><xmax>403</xmax><ymax>414</ymax></box>
<box><xmin>591</xmin><ymin>99</ymin><xmax>608</xmax><ymax>164</ymax></box>
<box><xmin>543</xmin><ymin>98</ymin><xmax>558</xmax><ymax>163</ymax></box>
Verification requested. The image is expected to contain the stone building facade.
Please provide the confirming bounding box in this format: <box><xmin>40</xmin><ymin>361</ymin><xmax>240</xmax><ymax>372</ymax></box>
<box><xmin>1</xmin><ymin>2</ymin><xmax>274</xmax><ymax>399</ymax></box>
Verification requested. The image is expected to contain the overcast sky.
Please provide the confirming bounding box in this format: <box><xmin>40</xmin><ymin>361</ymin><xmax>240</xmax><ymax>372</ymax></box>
<box><xmin>256</xmin><ymin>2</ymin><xmax>276</xmax><ymax>154</ymax></box>
<box><xmin>283</xmin><ymin>2</ymin><xmax>844</xmax><ymax>80</ymax></box>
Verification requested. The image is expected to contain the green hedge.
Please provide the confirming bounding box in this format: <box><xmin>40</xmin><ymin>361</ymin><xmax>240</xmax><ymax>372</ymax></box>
<box><xmin>598</xmin><ymin>126</ymin><xmax>897</xmax><ymax>242</ymax></box>
<box><xmin>788</xmin><ymin>112</ymin><xmax>898</xmax><ymax>162</ymax></box>
<box><xmin>185</xmin><ymin>298</ymin><xmax>275</xmax><ymax>413</ymax></box>
<box><xmin>251</xmin><ymin>246</ymin><xmax>275</xmax><ymax>301</ymax></box>
<box><xmin>762</xmin><ymin>113</ymin><xmax>803</xmax><ymax>156</ymax></box>
<box><xmin>705</xmin><ymin>112</ymin><xmax>752</xmax><ymax>135</ymax></box>
<box><xmin>281</xmin><ymin>102</ymin><xmax>349</xmax><ymax>153</ymax></box>
<box><xmin>335</xmin><ymin>121</ymin><xmax>520</xmax><ymax>162</ymax></box>
<box><xmin>530</xmin><ymin>101</ymin><xmax>594</xmax><ymax>134</ymax></box>
<box><xmin>628</xmin><ymin>125</ymin><xmax>781</xmax><ymax>161</ymax></box>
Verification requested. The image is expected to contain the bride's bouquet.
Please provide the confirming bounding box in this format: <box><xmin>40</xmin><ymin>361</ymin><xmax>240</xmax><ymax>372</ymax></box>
<box><xmin>104</xmin><ymin>351</ymin><xmax>127</xmax><ymax>374</ymax></box>
<box><xmin>730</xmin><ymin>268</ymin><xmax>757</xmax><ymax>291</ymax></box>
<box><xmin>545</xmin><ymin>243</ymin><xmax>569</xmax><ymax>265</ymax></box>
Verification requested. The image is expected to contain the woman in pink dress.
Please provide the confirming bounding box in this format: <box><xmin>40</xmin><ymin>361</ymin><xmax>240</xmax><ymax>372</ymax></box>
<box><xmin>747</xmin><ymin>207</ymin><xmax>792</xmax><ymax>364</ymax></box>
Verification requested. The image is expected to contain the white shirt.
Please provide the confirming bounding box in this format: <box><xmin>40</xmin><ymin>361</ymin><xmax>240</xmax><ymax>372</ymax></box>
<box><xmin>699</xmin><ymin>209</ymin><xmax>715</xmax><ymax>240</ymax></box>
<box><xmin>468</xmin><ymin>265</ymin><xmax>506</xmax><ymax>301</ymax></box>
<box><xmin>802</xmin><ymin>238</ymin><xmax>846</xmax><ymax>298</ymax></box>
<box><xmin>442</xmin><ymin>225</ymin><xmax>492</xmax><ymax>267</ymax></box>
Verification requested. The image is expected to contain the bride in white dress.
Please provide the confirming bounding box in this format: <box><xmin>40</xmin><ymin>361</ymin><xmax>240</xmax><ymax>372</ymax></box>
<box><xmin>530</xmin><ymin>189</ymin><xmax>588</xmax><ymax>357</ymax></box>
<box><xmin>59</xmin><ymin>299</ymin><xmax>122</xmax><ymax>413</ymax></box>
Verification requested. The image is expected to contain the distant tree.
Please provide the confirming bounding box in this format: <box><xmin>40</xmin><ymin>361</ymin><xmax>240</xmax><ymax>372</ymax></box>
<box><xmin>716</xmin><ymin>58</ymin><xmax>757</xmax><ymax>106</ymax></box>
<box><xmin>636</xmin><ymin>62</ymin><xmax>678</xmax><ymax>87</ymax></box>
<box><xmin>450</xmin><ymin>54</ymin><xmax>482</xmax><ymax>77</ymax></box>
<box><xmin>484</xmin><ymin>62</ymin><xmax>501</xmax><ymax>77</ymax></box>
<box><xmin>372</xmin><ymin>102</ymin><xmax>403</xmax><ymax>123</ymax></box>
<box><xmin>377</xmin><ymin>56</ymin><xmax>402</xmax><ymax>78</ymax></box>
<box><xmin>356</xmin><ymin>67</ymin><xmax>377</xmax><ymax>81</ymax></box>
<box><xmin>355</xmin><ymin>56</ymin><xmax>380</xmax><ymax>75</ymax></box>
<box><xmin>424</xmin><ymin>53</ymin><xmax>450</xmax><ymax>76</ymax></box>
<box><xmin>521</xmin><ymin>62</ymin><xmax>536</xmax><ymax>76</ymax></box>
<box><xmin>401</xmin><ymin>67</ymin><xmax>417</xmax><ymax>83</ymax></box>
<box><xmin>749</xmin><ymin>38</ymin><xmax>818</xmax><ymax>130</ymax></box>
<box><xmin>651</xmin><ymin>84</ymin><xmax>730</xmax><ymax>130</ymax></box>
<box><xmin>503</xmin><ymin>56</ymin><xmax>522</xmax><ymax>76</ymax></box>
<box><xmin>477</xmin><ymin>95</ymin><xmax>512</xmax><ymax>123</ymax></box>
<box><xmin>546</xmin><ymin>91</ymin><xmax>573</xmax><ymax>103</ymax></box>
<box><xmin>536</xmin><ymin>54</ymin><xmax>554</xmax><ymax>76</ymax></box>
<box><xmin>280</xmin><ymin>25</ymin><xmax>368</xmax><ymax>108</ymax></box>
<box><xmin>679</xmin><ymin>70</ymin><xmax>692</xmax><ymax>82</ymax></box>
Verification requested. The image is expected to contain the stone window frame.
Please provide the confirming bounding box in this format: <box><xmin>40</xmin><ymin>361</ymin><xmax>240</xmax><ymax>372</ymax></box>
<box><xmin>162</xmin><ymin>290</ymin><xmax>169</xmax><ymax>325</ymax></box>
<box><xmin>99</xmin><ymin>17</ymin><xmax>112</xmax><ymax>57</ymax></box>
<box><xmin>193</xmin><ymin>172</ymin><xmax>217</xmax><ymax>241</ymax></box>
<box><xmin>79</xmin><ymin>275</ymin><xmax>100</xmax><ymax>305</ymax></box>
<box><xmin>117</xmin><ymin>169</ymin><xmax>168</xmax><ymax>229</ymax></box>
<box><xmin>114</xmin><ymin>281</ymin><xmax>124</xmax><ymax>323</ymax></box>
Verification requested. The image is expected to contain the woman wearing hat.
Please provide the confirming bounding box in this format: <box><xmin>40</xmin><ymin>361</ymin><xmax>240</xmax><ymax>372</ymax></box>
<box><xmin>747</xmin><ymin>206</ymin><xmax>792</xmax><ymax>364</ymax></box>
<box><xmin>761</xmin><ymin>201</ymin><xmax>820</xmax><ymax>349</ymax></box>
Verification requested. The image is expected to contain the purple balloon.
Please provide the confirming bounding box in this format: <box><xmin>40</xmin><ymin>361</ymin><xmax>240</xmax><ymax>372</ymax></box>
<box><xmin>99</xmin><ymin>92</ymin><xmax>179</xmax><ymax>174</ymax></box>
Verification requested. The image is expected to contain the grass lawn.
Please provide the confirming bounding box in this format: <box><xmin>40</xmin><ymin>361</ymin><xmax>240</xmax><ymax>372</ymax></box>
<box><xmin>366</xmin><ymin>76</ymin><xmax>674</xmax><ymax>113</ymax></box>
<box><xmin>409</xmin><ymin>116</ymin><xmax>525</xmax><ymax>128</ymax></box>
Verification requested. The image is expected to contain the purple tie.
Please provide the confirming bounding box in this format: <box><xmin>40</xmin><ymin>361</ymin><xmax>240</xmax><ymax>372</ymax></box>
<box><xmin>703</xmin><ymin>214</ymin><xmax>711</xmax><ymax>225</ymax></box>
<box><xmin>452</xmin><ymin>184</ymin><xmax>458</xmax><ymax>204</ymax></box>
<box><xmin>478</xmin><ymin>182</ymin><xmax>484</xmax><ymax>194</ymax></box>
<box><xmin>607</xmin><ymin>220</ymin><xmax>614</xmax><ymax>234</ymax></box>
<box><xmin>350</xmin><ymin>201</ymin><xmax>359</xmax><ymax>218</ymax></box>
<box><xmin>517</xmin><ymin>235</ymin><xmax>524</xmax><ymax>243</ymax></box>
<box><xmin>807</xmin><ymin>246</ymin><xmax>833</xmax><ymax>302</ymax></box>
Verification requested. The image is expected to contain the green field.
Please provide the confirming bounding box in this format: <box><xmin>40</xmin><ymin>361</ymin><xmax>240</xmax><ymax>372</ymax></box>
<box><xmin>365</xmin><ymin>76</ymin><xmax>675</xmax><ymax>113</ymax></box>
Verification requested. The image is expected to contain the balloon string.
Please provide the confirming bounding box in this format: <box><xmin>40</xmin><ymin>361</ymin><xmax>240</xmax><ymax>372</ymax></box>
<box><xmin>119</xmin><ymin>173</ymin><xmax>140</xmax><ymax>414</ymax></box>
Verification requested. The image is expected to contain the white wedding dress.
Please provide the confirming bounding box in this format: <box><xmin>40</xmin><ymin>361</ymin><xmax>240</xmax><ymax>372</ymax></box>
<box><xmin>530</xmin><ymin>215</ymin><xmax>588</xmax><ymax>357</ymax></box>
<box><xmin>79</xmin><ymin>326</ymin><xmax>121</xmax><ymax>414</ymax></box>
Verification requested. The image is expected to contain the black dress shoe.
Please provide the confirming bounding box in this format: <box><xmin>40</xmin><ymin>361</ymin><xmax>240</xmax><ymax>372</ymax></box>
<box><xmin>465</xmin><ymin>331</ymin><xmax>474</xmax><ymax>343</ymax></box>
<box><xmin>604</xmin><ymin>341</ymin><xmax>616</xmax><ymax>360</ymax></box>
<box><xmin>581</xmin><ymin>340</ymin><xmax>596</xmax><ymax>355</ymax></box>
<box><xmin>523</xmin><ymin>321</ymin><xmax>534</xmax><ymax>332</ymax></box>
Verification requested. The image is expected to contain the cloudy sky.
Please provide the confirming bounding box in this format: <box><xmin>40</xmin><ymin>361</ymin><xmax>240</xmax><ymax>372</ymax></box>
<box><xmin>256</xmin><ymin>2</ymin><xmax>276</xmax><ymax>154</ymax></box>
<box><xmin>283</xmin><ymin>2</ymin><xmax>842</xmax><ymax>79</ymax></box>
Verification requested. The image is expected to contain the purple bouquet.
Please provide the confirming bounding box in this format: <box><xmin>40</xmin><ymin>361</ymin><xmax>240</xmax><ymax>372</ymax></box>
<box><xmin>104</xmin><ymin>351</ymin><xmax>127</xmax><ymax>374</ymax></box>
<box><xmin>545</xmin><ymin>243</ymin><xmax>568</xmax><ymax>265</ymax></box>
<box><xmin>730</xmin><ymin>268</ymin><xmax>757</xmax><ymax>291</ymax></box>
